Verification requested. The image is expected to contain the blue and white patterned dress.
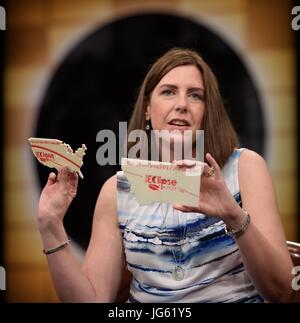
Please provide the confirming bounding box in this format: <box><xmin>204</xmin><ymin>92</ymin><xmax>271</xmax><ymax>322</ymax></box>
<box><xmin>116</xmin><ymin>148</ymin><xmax>264</xmax><ymax>303</ymax></box>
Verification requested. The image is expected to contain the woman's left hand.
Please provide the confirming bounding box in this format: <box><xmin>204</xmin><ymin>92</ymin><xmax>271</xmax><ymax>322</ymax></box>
<box><xmin>173</xmin><ymin>153</ymin><xmax>240</xmax><ymax>219</ymax></box>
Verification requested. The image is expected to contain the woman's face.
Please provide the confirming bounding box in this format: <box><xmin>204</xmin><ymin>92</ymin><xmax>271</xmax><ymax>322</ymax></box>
<box><xmin>147</xmin><ymin>65</ymin><xmax>205</xmax><ymax>134</ymax></box>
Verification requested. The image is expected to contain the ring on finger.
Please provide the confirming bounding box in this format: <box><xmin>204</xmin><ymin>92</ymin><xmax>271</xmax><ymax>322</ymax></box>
<box><xmin>207</xmin><ymin>167</ymin><xmax>215</xmax><ymax>177</ymax></box>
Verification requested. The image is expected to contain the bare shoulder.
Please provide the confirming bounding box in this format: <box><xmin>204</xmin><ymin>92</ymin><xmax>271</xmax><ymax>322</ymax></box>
<box><xmin>237</xmin><ymin>149</ymin><xmax>277</xmax><ymax>210</ymax></box>
<box><xmin>99</xmin><ymin>175</ymin><xmax>116</xmax><ymax>198</ymax></box>
<box><xmin>238</xmin><ymin>149</ymin><xmax>270</xmax><ymax>177</ymax></box>
<box><xmin>239</xmin><ymin>149</ymin><xmax>267</xmax><ymax>167</ymax></box>
<box><xmin>94</xmin><ymin>175</ymin><xmax>117</xmax><ymax>222</ymax></box>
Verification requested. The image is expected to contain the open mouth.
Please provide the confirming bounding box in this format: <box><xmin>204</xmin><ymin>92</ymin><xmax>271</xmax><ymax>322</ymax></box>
<box><xmin>168</xmin><ymin>119</ymin><xmax>191</xmax><ymax>127</ymax></box>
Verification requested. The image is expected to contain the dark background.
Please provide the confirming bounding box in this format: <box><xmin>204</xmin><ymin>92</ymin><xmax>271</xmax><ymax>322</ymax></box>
<box><xmin>0</xmin><ymin>0</ymin><xmax>6</xmax><ymax>302</ymax></box>
<box><xmin>296</xmin><ymin>0</ymin><xmax>300</xmax><ymax>241</ymax></box>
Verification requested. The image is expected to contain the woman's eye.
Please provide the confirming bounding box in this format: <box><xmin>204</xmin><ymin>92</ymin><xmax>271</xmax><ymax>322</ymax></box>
<box><xmin>189</xmin><ymin>93</ymin><xmax>203</xmax><ymax>101</ymax></box>
<box><xmin>161</xmin><ymin>89</ymin><xmax>174</xmax><ymax>96</ymax></box>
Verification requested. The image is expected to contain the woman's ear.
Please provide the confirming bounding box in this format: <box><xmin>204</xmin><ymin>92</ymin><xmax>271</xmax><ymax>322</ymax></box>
<box><xmin>145</xmin><ymin>108</ymin><xmax>151</xmax><ymax>120</ymax></box>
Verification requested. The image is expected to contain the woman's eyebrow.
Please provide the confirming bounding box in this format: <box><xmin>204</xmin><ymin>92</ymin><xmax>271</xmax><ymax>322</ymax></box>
<box><xmin>158</xmin><ymin>84</ymin><xmax>204</xmax><ymax>93</ymax></box>
<box><xmin>188</xmin><ymin>87</ymin><xmax>205</xmax><ymax>93</ymax></box>
<box><xmin>158</xmin><ymin>83</ymin><xmax>178</xmax><ymax>90</ymax></box>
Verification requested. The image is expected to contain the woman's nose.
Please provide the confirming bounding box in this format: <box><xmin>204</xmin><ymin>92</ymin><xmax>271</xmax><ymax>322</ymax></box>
<box><xmin>175</xmin><ymin>105</ymin><xmax>187</xmax><ymax>113</ymax></box>
<box><xmin>175</xmin><ymin>95</ymin><xmax>188</xmax><ymax>112</ymax></box>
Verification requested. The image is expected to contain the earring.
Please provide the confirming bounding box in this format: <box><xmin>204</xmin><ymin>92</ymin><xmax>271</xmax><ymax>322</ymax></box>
<box><xmin>145</xmin><ymin>120</ymin><xmax>151</xmax><ymax>131</ymax></box>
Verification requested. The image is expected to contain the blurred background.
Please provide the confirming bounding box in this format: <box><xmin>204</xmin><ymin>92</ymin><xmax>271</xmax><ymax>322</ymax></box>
<box><xmin>0</xmin><ymin>0</ymin><xmax>298</xmax><ymax>302</ymax></box>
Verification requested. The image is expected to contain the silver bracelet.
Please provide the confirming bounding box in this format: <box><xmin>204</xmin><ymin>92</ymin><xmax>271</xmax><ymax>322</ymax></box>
<box><xmin>43</xmin><ymin>239</ymin><xmax>71</xmax><ymax>255</ymax></box>
<box><xmin>224</xmin><ymin>210</ymin><xmax>251</xmax><ymax>238</ymax></box>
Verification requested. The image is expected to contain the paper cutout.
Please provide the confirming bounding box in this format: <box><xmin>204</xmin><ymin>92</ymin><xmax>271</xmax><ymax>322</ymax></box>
<box><xmin>121</xmin><ymin>158</ymin><xmax>204</xmax><ymax>207</ymax></box>
<box><xmin>28</xmin><ymin>137</ymin><xmax>87</xmax><ymax>179</ymax></box>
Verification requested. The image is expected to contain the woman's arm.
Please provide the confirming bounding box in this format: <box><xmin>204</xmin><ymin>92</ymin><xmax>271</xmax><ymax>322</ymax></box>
<box><xmin>81</xmin><ymin>175</ymin><xmax>127</xmax><ymax>302</ymax></box>
<box><xmin>234</xmin><ymin>149</ymin><xmax>293</xmax><ymax>302</ymax></box>
<box><xmin>38</xmin><ymin>170</ymin><xmax>124</xmax><ymax>302</ymax></box>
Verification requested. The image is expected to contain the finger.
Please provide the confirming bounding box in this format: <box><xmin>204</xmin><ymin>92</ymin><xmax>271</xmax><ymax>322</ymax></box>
<box><xmin>69</xmin><ymin>171</ymin><xmax>79</xmax><ymax>189</ymax></box>
<box><xmin>206</xmin><ymin>153</ymin><xmax>221</xmax><ymax>172</ymax></box>
<box><xmin>47</xmin><ymin>172</ymin><xmax>57</xmax><ymax>186</ymax></box>
<box><xmin>173</xmin><ymin>204</ymin><xmax>189</xmax><ymax>212</ymax></box>
<box><xmin>173</xmin><ymin>203</ymin><xmax>200</xmax><ymax>213</ymax></box>
<box><xmin>174</xmin><ymin>159</ymin><xmax>196</xmax><ymax>168</ymax></box>
<box><xmin>57</xmin><ymin>167</ymin><xmax>70</xmax><ymax>182</ymax></box>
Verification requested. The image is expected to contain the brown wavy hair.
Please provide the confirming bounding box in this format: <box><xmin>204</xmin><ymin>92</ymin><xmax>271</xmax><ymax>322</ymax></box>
<box><xmin>127</xmin><ymin>48</ymin><xmax>239</xmax><ymax>168</ymax></box>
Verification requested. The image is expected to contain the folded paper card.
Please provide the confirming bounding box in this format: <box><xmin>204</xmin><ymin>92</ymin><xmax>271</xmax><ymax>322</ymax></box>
<box><xmin>121</xmin><ymin>158</ymin><xmax>204</xmax><ymax>207</ymax></box>
<box><xmin>28</xmin><ymin>137</ymin><xmax>87</xmax><ymax>178</ymax></box>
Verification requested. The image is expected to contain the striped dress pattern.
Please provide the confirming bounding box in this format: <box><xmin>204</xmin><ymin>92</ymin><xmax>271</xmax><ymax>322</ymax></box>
<box><xmin>116</xmin><ymin>148</ymin><xmax>263</xmax><ymax>303</ymax></box>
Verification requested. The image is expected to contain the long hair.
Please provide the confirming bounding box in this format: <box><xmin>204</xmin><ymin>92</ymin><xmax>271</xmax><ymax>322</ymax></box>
<box><xmin>127</xmin><ymin>48</ymin><xmax>239</xmax><ymax>168</ymax></box>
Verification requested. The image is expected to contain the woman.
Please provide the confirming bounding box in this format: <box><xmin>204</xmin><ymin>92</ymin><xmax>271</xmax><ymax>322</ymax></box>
<box><xmin>38</xmin><ymin>48</ymin><xmax>293</xmax><ymax>303</ymax></box>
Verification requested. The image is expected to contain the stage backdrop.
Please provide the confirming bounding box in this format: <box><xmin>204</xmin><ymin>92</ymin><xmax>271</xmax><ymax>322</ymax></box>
<box><xmin>3</xmin><ymin>0</ymin><xmax>297</xmax><ymax>302</ymax></box>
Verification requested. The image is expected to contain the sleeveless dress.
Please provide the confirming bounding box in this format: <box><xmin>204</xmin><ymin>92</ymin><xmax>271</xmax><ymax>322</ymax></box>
<box><xmin>116</xmin><ymin>148</ymin><xmax>264</xmax><ymax>303</ymax></box>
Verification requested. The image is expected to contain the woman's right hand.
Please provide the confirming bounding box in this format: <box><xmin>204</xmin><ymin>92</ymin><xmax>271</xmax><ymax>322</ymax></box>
<box><xmin>38</xmin><ymin>167</ymin><xmax>79</xmax><ymax>231</ymax></box>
